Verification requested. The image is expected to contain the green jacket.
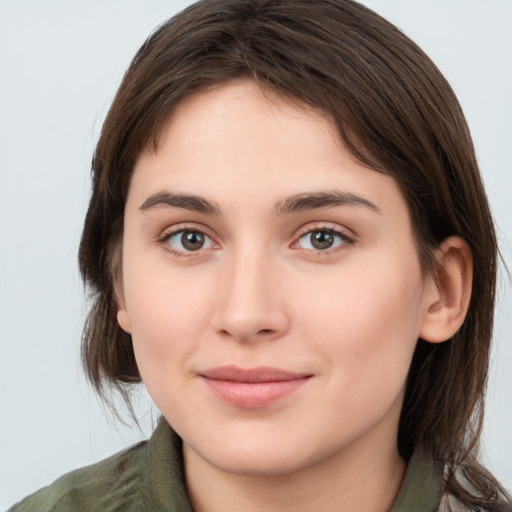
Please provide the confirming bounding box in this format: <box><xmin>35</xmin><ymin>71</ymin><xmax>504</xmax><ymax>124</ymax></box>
<box><xmin>9</xmin><ymin>419</ymin><xmax>456</xmax><ymax>511</ymax></box>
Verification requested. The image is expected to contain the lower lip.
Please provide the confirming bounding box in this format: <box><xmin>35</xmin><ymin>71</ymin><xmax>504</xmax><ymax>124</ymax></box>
<box><xmin>202</xmin><ymin>377</ymin><xmax>310</xmax><ymax>408</ymax></box>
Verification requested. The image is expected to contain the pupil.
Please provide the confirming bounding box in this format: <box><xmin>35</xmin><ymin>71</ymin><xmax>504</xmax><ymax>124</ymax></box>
<box><xmin>182</xmin><ymin>231</ymin><xmax>204</xmax><ymax>251</ymax></box>
<box><xmin>311</xmin><ymin>231</ymin><xmax>333</xmax><ymax>250</ymax></box>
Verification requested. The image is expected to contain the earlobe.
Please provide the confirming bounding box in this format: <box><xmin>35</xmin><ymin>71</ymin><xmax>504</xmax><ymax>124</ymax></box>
<box><xmin>114</xmin><ymin>277</ymin><xmax>132</xmax><ymax>334</ymax></box>
<box><xmin>419</xmin><ymin>236</ymin><xmax>473</xmax><ymax>344</ymax></box>
<box><xmin>111</xmin><ymin>245</ymin><xmax>132</xmax><ymax>334</ymax></box>
<box><xmin>117</xmin><ymin>309</ymin><xmax>132</xmax><ymax>334</ymax></box>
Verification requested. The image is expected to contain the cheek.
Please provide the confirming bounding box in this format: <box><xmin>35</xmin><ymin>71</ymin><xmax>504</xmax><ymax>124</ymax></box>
<box><xmin>122</xmin><ymin>264</ymin><xmax>216</xmax><ymax>367</ymax></box>
<box><xmin>295</xmin><ymin>257</ymin><xmax>424</xmax><ymax>385</ymax></box>
<box><xmin>123</xmin><ymin>266</ymin><xmax>220</xmax><ymax>412</ymax></box>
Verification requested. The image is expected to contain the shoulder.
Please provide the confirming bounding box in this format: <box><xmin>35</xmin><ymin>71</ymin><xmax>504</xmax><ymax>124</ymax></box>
<box><xmin>8</xmin><ymin>439</ymin><xmax>150</xmax><ymax>512</ymax></box>
<box><xmin>438</xmin><ymin>492</ymin><xmax>473</xmax><ymax>511</ymax></box>
<box><xmin>438</xmin><ymin>492</ymin><xmax>512</xmax><ymax>512</ymax></box>
<box><xmin>8</xmin><ymin>419</ymin><xmax>193</xmax><ymax>512</ymax></box>
<box><xmin>437</xmin><ymin>467</ymin><xmax>512</xmax><ymax>512</ymax></box>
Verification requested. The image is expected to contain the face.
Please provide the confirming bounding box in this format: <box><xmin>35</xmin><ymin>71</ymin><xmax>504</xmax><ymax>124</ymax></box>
<box><xmin>118</xmin><ymin>79</ymin><xmax>433</xmax><ymax>476</ymax></box>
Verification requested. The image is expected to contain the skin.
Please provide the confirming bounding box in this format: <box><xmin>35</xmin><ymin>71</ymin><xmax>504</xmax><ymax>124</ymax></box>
<box><xmin>117</xmin><ymin>79</ymin><xmax>472</xmax><ymax>512</ymax></box>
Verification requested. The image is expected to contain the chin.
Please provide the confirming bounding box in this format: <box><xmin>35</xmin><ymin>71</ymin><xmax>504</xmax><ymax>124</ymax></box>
<box><xmin>203</xmin><ymin>443</ymin><xmax>312</xmax><ymax>477</ymax></box>
<box><xmin>182</xmin><ymin>421</ymin><xmax>333</xmax><ymax>478</ymax></box>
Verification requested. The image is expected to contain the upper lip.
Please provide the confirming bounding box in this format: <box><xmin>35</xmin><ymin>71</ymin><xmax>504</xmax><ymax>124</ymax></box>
<box><xmin>200</xmin><ymin>366</ymin><xmax>312</xmax><ymax>383</ymax></box>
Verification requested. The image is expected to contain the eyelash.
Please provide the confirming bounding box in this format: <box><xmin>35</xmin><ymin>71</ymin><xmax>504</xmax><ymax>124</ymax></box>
<box><xmin>157</xmin><ymin>224</ymin><xmax>354</xmax><ymax>257</ymax></box>
<box><xmin>158</xmin><ymin>225</ymin><xmax>216</xmax><ymax>258</ymax></box>
<box><xmin>293</xmin><ymin>225</ymin><xmax>354</xmax><ymax>254</ymax></box>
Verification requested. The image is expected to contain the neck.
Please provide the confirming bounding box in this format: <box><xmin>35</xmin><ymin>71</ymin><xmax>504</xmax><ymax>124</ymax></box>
<box><xmin>184</xmin><ymin>432</ymin><xmax>406</xmax><ymax>512</ymax></box>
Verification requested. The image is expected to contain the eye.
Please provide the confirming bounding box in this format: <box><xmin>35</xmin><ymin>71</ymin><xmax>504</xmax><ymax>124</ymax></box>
<box><xmin>296</xmin><ymin>228</ymin><xmax>350</xmax><ymax>251</ymax></box>
<box><xmin>165</xmin><ymin>229</ymin><xmax>216</xmax><ymax>253</ymax></box>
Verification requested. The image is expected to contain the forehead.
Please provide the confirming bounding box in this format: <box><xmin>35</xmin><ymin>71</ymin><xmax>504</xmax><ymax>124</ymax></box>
<box><xmin>129</xmin><ymin>79</ymin><xmax>407</xmax><ymax>223</ymax></box>
<box><xmin>155</xmin><ymin>79</ymin><xmax>340</xmax><ymax>161</ymax></box>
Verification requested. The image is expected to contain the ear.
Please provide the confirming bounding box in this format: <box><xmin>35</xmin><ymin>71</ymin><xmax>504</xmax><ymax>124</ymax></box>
<box><xmin>419</xmin><ymin>236</ymin><xmax>473</xmax><ymax>343</ymax></box>
<box><xmin>111</xmin><ymin>249</ymin><xmax>132</xmax><ymax>334</ymax></box>
<box><xmin>116</xmin><ymin>288</ymin><xmax>132</xmax><ymax>335</ymax></box>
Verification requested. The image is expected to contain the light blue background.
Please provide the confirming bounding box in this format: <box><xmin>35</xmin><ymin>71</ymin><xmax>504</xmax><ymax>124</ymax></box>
<box><xmin>1</xmin><ymin>1</ymin><xmax>511</xmax><ymax>508</ymax></box>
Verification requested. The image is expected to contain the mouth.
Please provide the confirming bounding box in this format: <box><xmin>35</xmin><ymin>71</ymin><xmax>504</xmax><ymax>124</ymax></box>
<box><xmin>199</xmin><ymin>366</ymin><xmax>313</xmax><ymax>408</ymax></box>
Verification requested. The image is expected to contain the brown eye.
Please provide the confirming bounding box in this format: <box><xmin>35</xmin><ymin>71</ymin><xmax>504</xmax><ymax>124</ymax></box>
<box><xmin>181</xmin><ymin>231</ymin><xmax>205</xmax><ymax>251</ymax></box>
<box><xmin>165</xmin><ymin>229</ymin><xmax>215</xmax><ymax>253</ymax></box>
<box><xmin>311</xmin><ymin>231</ymin><xmax>335</xmax><ymax>249</ymax></box>
<box><xmin>297</xmin><ymin>229</ymin><xmax>348</xmax><ymax>251</ymax></box>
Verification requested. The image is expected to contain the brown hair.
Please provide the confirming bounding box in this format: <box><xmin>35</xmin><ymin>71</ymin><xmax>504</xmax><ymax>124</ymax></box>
<box><xmin>79</xmin><ymin>0</ymin><xmax>510</xmax><ymax>508</ymax></box>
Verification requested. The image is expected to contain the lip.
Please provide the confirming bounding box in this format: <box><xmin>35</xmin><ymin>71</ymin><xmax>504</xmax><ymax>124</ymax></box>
<box><xmin>199</xmin><ymin>366</ymin><xmax>312</xmax><ymax>408</ymax></box>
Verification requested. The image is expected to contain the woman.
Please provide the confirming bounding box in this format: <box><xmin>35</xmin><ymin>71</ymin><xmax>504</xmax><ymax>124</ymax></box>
<box><xmin>9</xmin><ymin>0</ymin><xmax>511</xmax><ymax>510</ymax></box>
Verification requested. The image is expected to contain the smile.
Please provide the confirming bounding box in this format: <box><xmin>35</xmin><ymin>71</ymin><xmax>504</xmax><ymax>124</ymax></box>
<box><xmin>199</xmin><ymin>366</ymin><xmax>313</xmax><ymax>409</ymax></box>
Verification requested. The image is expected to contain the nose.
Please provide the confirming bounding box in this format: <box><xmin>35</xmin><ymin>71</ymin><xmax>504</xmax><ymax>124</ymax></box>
<box><xmin>212</xmin><ymin>248</ymin><xmax>290</xmax><ymax>343</ymax></box>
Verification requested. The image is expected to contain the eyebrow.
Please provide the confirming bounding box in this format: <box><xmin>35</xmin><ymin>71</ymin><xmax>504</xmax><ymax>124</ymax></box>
<box><xmin>139</xmin><ymin>192</ymin><xmax>221</xmax><ymax>215</ymax></box>
<box><xmin>139</xmin><ymin>189</ymin><xmax>380</xmax><ymax>216</ymax></box>
<box><xmin>274</xmin><ymin>190</ymin><xmax>380</xmax><ymax>215</ymax></box>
